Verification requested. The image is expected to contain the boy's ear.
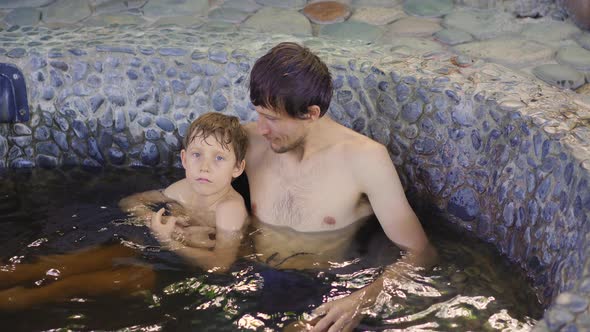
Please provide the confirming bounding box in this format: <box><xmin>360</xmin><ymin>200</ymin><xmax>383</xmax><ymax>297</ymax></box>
<box><xmin>306</xmin><ymin>105</ymin><xmax>321</xmax><ymax>121</ymax></box>
<box><xmin>233</xmin><ymin>159</ymin><xmax>246</xmax><ymax>178</ymax></box>
<box><xmin>180</xmin><ymin>149</ymin><xmax>187</xmax><ymax>169</ymax></box>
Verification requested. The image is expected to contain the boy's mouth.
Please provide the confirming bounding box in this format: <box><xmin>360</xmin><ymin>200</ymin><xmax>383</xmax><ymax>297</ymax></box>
<box><xmin>196</xmin><ymin>178</ymin><xmax>211</xmax><ymax>183</ymax></box>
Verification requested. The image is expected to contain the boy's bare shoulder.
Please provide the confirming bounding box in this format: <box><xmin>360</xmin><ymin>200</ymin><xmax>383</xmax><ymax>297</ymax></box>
<box><xmin>215</xmin><ymin>191</ymin><xmax>248</xmax><ymax>231</ymax></box>
<box><xmin>163</xmin><ymin>179</ymin><xmax>191</xmax><ymax>202</ymax></box>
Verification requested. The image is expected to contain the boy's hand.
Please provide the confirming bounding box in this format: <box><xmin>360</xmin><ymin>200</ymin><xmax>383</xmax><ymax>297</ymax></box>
<box><xmin>149</xmin><ymin>208</ymin><xmax>179</xmax><ymax>244</ymax></box>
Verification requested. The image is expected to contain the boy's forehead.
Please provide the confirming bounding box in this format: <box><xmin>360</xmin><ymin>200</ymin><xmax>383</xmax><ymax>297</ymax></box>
<box><xmin>187</xmin><ymin>134</ymin><xmax>233</xmax><ymax>151</ymax></box>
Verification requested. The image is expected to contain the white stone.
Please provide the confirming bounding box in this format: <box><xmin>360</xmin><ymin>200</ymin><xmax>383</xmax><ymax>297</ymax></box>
<box><xmin>454</xmin><ymin>37</ymin><xmax>554</xmax><ymax>67</ymax></box>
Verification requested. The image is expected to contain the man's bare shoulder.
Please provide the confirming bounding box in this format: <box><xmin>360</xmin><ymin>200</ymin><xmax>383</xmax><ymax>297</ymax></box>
<box><xmin>331</xmin><ymin>124</ymin><xmax>388</xmax><ymax>160</ymax></box>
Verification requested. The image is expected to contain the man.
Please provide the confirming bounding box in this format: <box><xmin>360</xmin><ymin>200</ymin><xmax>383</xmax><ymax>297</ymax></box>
<box><xmin>244</xmin><ymin>42</ymin><xmax>437</xmax><ymax>331</ymax></box>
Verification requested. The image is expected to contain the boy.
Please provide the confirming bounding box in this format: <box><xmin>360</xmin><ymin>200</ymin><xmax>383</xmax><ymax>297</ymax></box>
<box><xmin>0</xmin><ymin>112</ymin><xmax>249</xmax><ymax>309</ymax></box>
<box><xmin>120</xmin><ymin>111</ymin><xmax>249</xmax><ymax>272</ymax></box>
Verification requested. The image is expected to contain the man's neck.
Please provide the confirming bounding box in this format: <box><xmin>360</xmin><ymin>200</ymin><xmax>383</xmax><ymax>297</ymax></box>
<box><xmin>284</xmin><ymin>115</ymin><xmax>335</xmax><ymax>162</ymax></box>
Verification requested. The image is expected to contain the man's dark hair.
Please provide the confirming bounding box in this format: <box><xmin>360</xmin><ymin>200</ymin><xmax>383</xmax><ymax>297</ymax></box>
<box><xmin>250</xmin><ymin>42</ymin><xmax>333</xmax><ymax>119</ymax></box>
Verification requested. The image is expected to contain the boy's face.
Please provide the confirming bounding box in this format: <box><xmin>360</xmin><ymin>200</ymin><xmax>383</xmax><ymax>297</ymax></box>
<box><xmin>181</xmin><ymin>135</ymin><xmax>245</xmax><ymax>197</ymax></box>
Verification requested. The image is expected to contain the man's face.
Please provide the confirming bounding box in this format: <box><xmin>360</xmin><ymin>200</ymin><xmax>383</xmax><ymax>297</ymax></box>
<box><xmin>181</xmin><ymin>135</ymin><xmax>244</xmax><ymax>196</ymax></box>
<box><xmin>255</xmin><ymin>106</ymin><xmax>307</xmax><ymax>153</ymax></box>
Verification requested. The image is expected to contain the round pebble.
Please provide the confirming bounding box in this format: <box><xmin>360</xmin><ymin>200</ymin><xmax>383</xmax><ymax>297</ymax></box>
<box><xmin>303</xmin><ymin>1</ymin><xmax>351</xmax><ymax>24</ymax></box>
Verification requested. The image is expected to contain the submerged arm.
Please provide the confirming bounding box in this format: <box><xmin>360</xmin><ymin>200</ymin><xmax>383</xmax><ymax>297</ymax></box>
<box><xmin>310</xmin><ymin>144</ymin><xmax>438</xmax><ymax>332</ymax></box>
<box><xmin>152</xmin><ymin>199</ymin><xmax>248</xmax><ymax>273</ymax></box>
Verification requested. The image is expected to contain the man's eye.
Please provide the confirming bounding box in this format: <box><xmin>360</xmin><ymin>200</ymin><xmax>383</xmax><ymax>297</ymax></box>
<box><xmin>216</xmin><ymin>156</ymin><xmax>225</xmax><ymax>161</ymax></box>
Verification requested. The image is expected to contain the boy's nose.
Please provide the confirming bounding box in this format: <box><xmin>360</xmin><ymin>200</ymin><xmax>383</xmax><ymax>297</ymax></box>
<box><xmin>200</xmin><ymin>160</ymin><xmax>210</xmax><ymax>172</ymax></box>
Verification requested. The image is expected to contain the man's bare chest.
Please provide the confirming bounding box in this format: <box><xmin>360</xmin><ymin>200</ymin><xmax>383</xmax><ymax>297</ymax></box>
<box><xmin>248</xmin><ymin>162</ymin><xmax>372</xmax><ymax>232</ymax></box>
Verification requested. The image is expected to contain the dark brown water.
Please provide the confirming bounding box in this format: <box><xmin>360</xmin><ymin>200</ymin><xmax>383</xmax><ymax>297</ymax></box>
<box><xmin>0</xmin><ymin>168</ymin><xmax>542</xmax><ymax>331</ymax></box>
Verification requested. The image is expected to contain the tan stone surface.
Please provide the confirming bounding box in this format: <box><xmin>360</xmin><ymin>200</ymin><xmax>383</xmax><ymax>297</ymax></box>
<box><xmin>385</xmin><ymin>16</ymin><xmax>442</xmax><ymax>37</ymax></box>
<box><xmin>303</xmin><ymin>1</ymin><xmax>351</xmax><ymax>24</ymax></box>
<box><xmin>349</xmin><ymin>7</ymin><xmax>405</xmax><ymax>25</ymax></box>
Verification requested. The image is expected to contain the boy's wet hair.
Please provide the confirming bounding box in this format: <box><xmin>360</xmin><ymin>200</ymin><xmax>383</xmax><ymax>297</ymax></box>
<box><xmin>183</xmin><ymin>112</ymin><xmax>248</xmax><ymax>165</ymax></box>
<box><xmin>250</xmin><ymin>42</ymin><xmax>332</xmax><ymax>119</ymax></box>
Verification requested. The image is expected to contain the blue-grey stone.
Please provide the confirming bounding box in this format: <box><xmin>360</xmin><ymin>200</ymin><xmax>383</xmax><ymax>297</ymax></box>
<box><xmin>35</xmin><ymin>154</ymin><xmax>58</xmax><ymax>169</ymax></box>
<box><xmin>108</xmin><ymin>147</ymin><xmax>125</xmax><ymax>165</ymax></box>
<box><xmin>87</xmin><ymin>138</ymin><xmax>104</xmax><ymax>164</ymax></box>
<box><xmin>8</xmin><ymin>146</ymin><xmax>22</xmax><ymax>160</ymax></box>
<box><xmin>10</xmin><ymin>158</ymin><xmax>33</xmax><ymax>168</ymax></box>
<box><xmin>90</xmin><ymin>95</ymin><xmax>105</xmax><ymax>113</ymax></box>
<box><xmin>34</xmin><ymin>126</ymin><xmax>50</xmax><ymax>141</ymax></box>
<box><xmin>7</xmin><ymin>48</ymin><xmax>26</xmax><ymax>58</ymax></box>
<box><xmin>72</xmin><ymin>120</ymin><xmax>89</xmax><ymax>139</ymax></box>
<box><xmin>159</xmin><ymin>48</ymin><xmax>187</xmax><ymax>57</ymax></box>
<box><xmin>212</xmin><ymin>92</ymin><xmax>228</xmax><ymax>112</ymax></box>
<box><xmin>171</xmin><ymin>80</ymin><xmax>185</xmax><ymax>93</ymax></box>
<box><xmin>503</xmin><ymin>202</ymin><xmax>515</xmax><ymax>227</ymax></box>
<box><xmin>166</xmin><ymin>67</ymin><xmax>177</xmax><ymax>78</ymax></box>
<box><xmin>337</xmin><ymin>90</ymin><xmax>353</xmax><ymax>105</ymax></box>
<box><xmin>113</xmin><ymin>134</ymin><xmax>130</xmax><ymax>150</ymax></box>
<box><xmin>69</xmin><ymin>49</ymin><xmax>86</xmax><ymax>56</ymax></box>
<box><xmin>97</xmin><ymin>45</ymin><xmax>135</xmax><ymax>54</ymax></box>
<box><xmin>138</xmin><ymin>47</ymin><xmax>154</xmax><ymax>56</ymax></box>
<box><xmin>36</xmin><ymin>141</ymin><xmax>59</xmax><ymax>157</ymax></box>
<box><xmin>87</xmin><ymin>75</ymin><xmax>101</xmax><ymax>88</ymax></box>
<box><xmin>445</xmin><ymin>89</ymin><xmax>460</xmax><ymax>103</ymax></box>
<box><xmin>146</xmin><ymin>129</ymin><xmax>160</xmax><ymax>141</ymax></box>
<box><xmin>54</xmin><ymin>116</ymin><xmax>68</xmax><ymax>131</ymax></box>
<box><xmin>138</xmin><ymin>116</ymin><xmax>152</xmax><ymax>127</ymax></box>
<box><xmin>51</xmin><ymin>129</ymin><xmax>67</xmax><ymax>151</ymax></box>
<box><xmin>536</xmin><ymin>176</ymin><xmax>552</xmax><ymax>201</ymax></box>
<box><xmin>401</xmin><ymin>102</ymin><xmax>423</xmax><ymax>123</ymax></box>
<box><xmin>396</xmin><ymin>83</ymin><xmax>410</xmax><ymax>103</ymax></box>
<box><xmin>126</xmin><ymin>70</ymin><xmax>139</xmax><ymax>80</ymax></box>
<box><xmin>50</xmin><ymin>69</ymin><xmax>63</xmax><ymax>87</ymax></box>
<box><xmin>203</xmin><ymin>63</ymin><xmax>220</xmax><ymax>76</ymax></box>
<box><xmin>448</xmin><ymin>188</ymin><xmax>480</xmax><ymax>221</ymax></box>
<box><xmin>420</xmin><ymin>167</ymin><xmax>445</xmax><ymax>194</ymax></box>
<box><xmin>156</xmin><ymin>117</ymin><xmax>175</xmax><ymax>132</ymax></box>
<box><xmin>448</xmin><ymin>128</ymin><xmax>465</xmax><ymax>141</ymax></box>
<box><xmin>100</xmin><ymin>108</ymin><xmax>113</xmax><ymax>128</ymax></box>
<box><xmin>161</xmin><ymin>95</ymin><xmax>172</xmax><ymax>114</ymax></box>
<box><xmin>30</xmin><ymin>56</ymin><xmax>47</xmax><ymax>70</ymax></box>
<box><xmin>141</xmin><ymin>142</ymin><xmax>159</xmax><ymax>166</ymax></box>
<box><xmin>179</xmin><ymin>71</ymin><xmax>192</xmax><ymax>80</ymax></box>
<box><xmin>49</xmin><ymin>61</ymin><xmax>69</xmax><ymax>71</ymax></box>
<box><xmin>209</xmin><ymin>48</ymin><xmax>228</xmax><ymax>64</ymax></box>
<box><xmin>414</xmin><ymin>137</ymin><xmax>436</xmax><ymax>155</ymax></box>
<box><xmin>71</xmin><ymin>138</ymin><xmax>87</xmax><ymax>157</ymax></box>
<box><xmin>186</xmin><ymin>77</ymin><xmax>202</xmax><ymax>95</ymax></box>
<box><xmin>175</xmin><ymin>97</ymin><xmax>190</xmax><ymax>109</ymax></box>
<box><xmin>347</xmin><ymin>75</ymin><xmax>361</xmax><ymax>90</ymax></box>
<box><xmin>13</xmin><ymin>123</ymin><xmax>32</xmax><ymax>136</ymax></box>
<box><xmin>114</xmin><ymin>109</ymin><xmax>126</xmax><ymax>133</ymax></box>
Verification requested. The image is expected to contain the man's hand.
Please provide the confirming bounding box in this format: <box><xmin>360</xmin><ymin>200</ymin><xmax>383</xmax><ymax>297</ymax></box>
<box><xmin>173</xmin><ymin>225</ymin><xmax>216</xmax><ymax>248</ymax></box>
<box><xmin>305</xmin><ymin>290</ymin><xmax>370</xmax><ymax>332</ymax></box>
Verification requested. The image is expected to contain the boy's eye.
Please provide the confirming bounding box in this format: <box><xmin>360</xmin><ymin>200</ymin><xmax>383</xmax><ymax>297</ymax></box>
<box><xmin>216</xmin><ymin>155</ymin><xmax>225</xmax><ymax>161</ymax></box>
<box><xmin>192</xmin><ymin>152</ymin><xmax>200</xmax><ymax>158</ymax></box>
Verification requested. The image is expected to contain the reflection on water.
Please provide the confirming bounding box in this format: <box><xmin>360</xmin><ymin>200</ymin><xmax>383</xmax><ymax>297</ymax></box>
<box><xmin>0</xmin><ymin>168</ymin><xmax>541</xmax><ymax>331</ymax></box>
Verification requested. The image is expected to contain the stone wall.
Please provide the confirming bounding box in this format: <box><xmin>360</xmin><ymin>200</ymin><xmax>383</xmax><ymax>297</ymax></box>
<box><xmin>1</xmin><ymin>26</ymin><xmax>590</xmax><ymax>331</ymax></box>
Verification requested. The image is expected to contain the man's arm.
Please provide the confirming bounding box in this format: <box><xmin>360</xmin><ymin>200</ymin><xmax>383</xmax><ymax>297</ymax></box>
<box><xmin>156</xmin><ymin>198</ymin><xmax>248</xmax><ymax>273</ymax></box>
<box><xmin>119</xmin><ymin>180</ymin><xmax>185</xmax><ymax>221</ymax></box>
<box><xmin>309</xmin><ymin>143</ymin><xmax>438</xmax><ymax>332</ymax></box>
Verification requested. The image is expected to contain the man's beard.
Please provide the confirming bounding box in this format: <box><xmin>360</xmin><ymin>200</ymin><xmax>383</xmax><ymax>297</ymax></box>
<box><xmin>270</xmin><ymin>135</ymin><xmax>305</xmax><ymax>154</ymax></box>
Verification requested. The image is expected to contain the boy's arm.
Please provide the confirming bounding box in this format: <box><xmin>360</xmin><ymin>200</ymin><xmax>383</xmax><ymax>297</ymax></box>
<box><xmin>166</xmin><ymin>198</ymin><xmax>248</xmax><ymax>273</ymax></box>
<box><xmin>308</xmin><ymin>143</ymin><xmax>438</xmax><ymax>332</ymax></box>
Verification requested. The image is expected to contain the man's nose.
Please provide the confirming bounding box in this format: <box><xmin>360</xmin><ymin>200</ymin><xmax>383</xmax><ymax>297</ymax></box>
<box><xmin>257</xmin><ymin>117</ymin><xmax>270</xmax><ymax>135</ymax></box>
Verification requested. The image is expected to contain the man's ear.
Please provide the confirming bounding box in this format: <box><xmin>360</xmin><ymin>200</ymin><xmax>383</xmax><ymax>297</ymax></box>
<box><xmin>180</xmin><ymin>149</ymin><xmax>187</xmax><ymax>169</ymax></box>
<box><xmin>306</xmin><ymin>105</ymin><xmax>321</xmax><ymax>121</ymax></box>
<box><xmin>233</xmin><ymin>159</ymin><xmax>246</xmax><ymax>178</ymax></box>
